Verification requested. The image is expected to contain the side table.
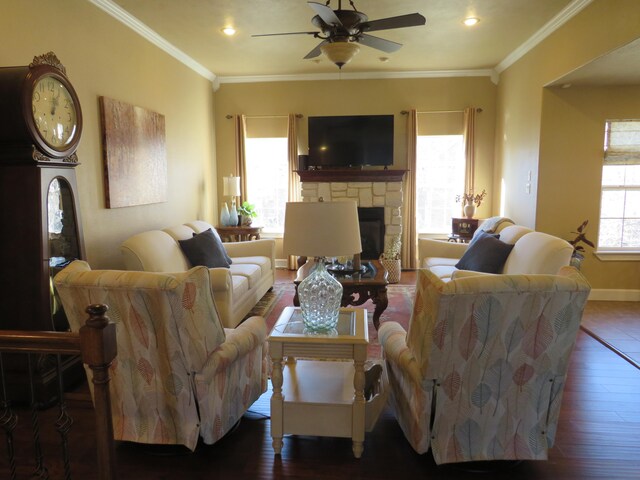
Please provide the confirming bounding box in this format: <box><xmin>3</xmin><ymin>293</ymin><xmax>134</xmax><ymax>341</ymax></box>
<box><xmin>215</xmin><ymin>225</ymin><xmax>262</xmax><ymax>242</ymax></box>
<box><xmin>268</xmin><ymin>307</ymin><xmax>369</xmax><ymax>458</ymax></box>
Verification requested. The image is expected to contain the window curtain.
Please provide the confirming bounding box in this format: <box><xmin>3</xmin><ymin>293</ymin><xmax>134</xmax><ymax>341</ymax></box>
<box><xmin>401</xmin><ymin>109</ymin><xmax>418</xmax><ymax>269</ymax></box>
<box><xmin>234</xmin><ymin>114</ymin><xmax>248</xmax><ymax>205</ymax></box>
<box><xmin>287</xmin><ymin>114</ymin><xmax>302</xmax><ymax>270</ymax></box>
<box><xmin>463</xmin><ymin>107</ymin><xmax>476</xmax><ymax>194</ymax></box>
<box><xmin>605</xmin><ymin>120</ymin><xmax>640</xmax><ymax>165</ymax></box>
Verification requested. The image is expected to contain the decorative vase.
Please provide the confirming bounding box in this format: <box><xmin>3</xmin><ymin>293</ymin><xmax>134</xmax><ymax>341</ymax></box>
<box><xmin>298</xmin><ymin>259</ymin><xmax>342</xmax><ymax>333</ymax></box>
<box><xmin>463</xmin><ymin>204</ymin><xmax>476</xmax><ymax>219</ymax></box>
<box><xmin>570</xmin><ymin>252</ymin><xmax>584</xmax><ymax>270</ymax></box>
<box><xmin>228</xmin><ymin>204</ymin><xmax>238</xmax><ymax>226</ymax></box>
<box><xmin>220</xmin><ymin>203</ymin><xmax>230</xmax><ymax>226</ymax></box>
<box><xmin>241</xmin><ymin>215</ymin><xmax>253</xmax><ymax>226</ymax></box>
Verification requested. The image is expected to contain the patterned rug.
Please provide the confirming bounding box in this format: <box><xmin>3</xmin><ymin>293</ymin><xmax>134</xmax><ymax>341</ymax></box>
<box><xmin>247</xmin><ymin>282</ymin><xmax>415</xmax><ymax>359</ymax></box>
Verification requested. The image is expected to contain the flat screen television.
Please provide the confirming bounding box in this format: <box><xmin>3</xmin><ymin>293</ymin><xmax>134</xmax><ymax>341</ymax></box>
<box><xmin>307</xmin><ymin>115</ymin><xmax>394</xmax><ymax>167</ymax></box>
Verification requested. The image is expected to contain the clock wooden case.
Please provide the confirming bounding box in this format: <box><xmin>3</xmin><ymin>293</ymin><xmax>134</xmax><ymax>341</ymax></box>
<box><xmin>0</xmin><ymin>52</ymin><xmax>85</xmax><ymax>403</ymax></box>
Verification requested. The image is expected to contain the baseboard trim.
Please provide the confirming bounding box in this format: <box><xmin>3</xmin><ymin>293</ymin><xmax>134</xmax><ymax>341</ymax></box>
<box><xmin>588</xmin><ymin>289</ymin><xmax>640</xmax><ymax>301</ymax></box>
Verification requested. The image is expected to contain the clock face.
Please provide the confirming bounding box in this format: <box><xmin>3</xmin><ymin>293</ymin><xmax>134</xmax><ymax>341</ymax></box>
<box><xmin>31</xmin><ymin>75</ymin><xmax>78</xmax><ymax>150</ymax></box>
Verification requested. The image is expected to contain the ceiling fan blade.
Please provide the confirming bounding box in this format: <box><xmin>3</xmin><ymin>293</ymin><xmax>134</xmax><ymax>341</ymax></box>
<box><xmin>252</xmin><ymin>31</ymin><xmax>318</xmax><ymax>37</ymax></box>
<box><xmin>308</xmin><ymin>1</ymin><xmax>344</xmax><ymax>27</ymax></box>
<box><xmin>357</xmin><ymin>34</ymin><xmax>402</xmax><ymax>53</ymax></box>
<box><xmin>360</xmin><ymin>13</ymin><xmax>426</xmax><ymax>32</ymax></box>
<box><xmin>304</xmin><ymin>40</ymin><xmax>329</xmax><ymax>59</ymax></box>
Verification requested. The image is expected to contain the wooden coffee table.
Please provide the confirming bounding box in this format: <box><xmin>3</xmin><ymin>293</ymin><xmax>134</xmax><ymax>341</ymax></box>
<box><xmin>293</xmin><ymin>259</ymin><xmax>389</xmax><ymax>330</ymax></box>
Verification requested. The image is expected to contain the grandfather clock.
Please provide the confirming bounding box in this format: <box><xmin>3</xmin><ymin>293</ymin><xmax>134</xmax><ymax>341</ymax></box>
<box><xmin>0</xmin><ymin>52</ymin><xmax>85</xmax><ymax>403</ymax></box>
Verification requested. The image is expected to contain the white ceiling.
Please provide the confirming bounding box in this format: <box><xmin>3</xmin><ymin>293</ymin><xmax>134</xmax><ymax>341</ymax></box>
<box><xmin>549</xmin><ymin>36</ymin><xmax>640</xmax><ymax>87</ymax></box>
<box><xmin>94</xmin><ymin>0</ymin><xmax>588</xmax><ymax>82</ymax></box>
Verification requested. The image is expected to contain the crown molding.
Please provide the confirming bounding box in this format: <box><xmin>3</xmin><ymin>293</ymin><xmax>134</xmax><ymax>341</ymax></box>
<box><xmin>89</xmin><ymin>0</ymin><xmax>590</xmax><ymax>87</ymax></box>
<box><xmin>88</xmin><ymin>0</ymin><xmax>217</xmax><ymax>84</ymax></box>
<box><xmin>218</xmin><ymin>69</ymin><xmax>497</xmax><ymax>85</ymax></box>
<box><xmin>495</xmin><ymin>0</ymin><xmax>593</xmax><ymax>74</ymax></box>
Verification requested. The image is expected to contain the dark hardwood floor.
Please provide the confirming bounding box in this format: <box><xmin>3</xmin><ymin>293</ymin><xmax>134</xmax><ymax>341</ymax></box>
<box><xmin>2</xmin><ymin>269</ymin><xmax>639</xmax><ymax>479</ymax></box>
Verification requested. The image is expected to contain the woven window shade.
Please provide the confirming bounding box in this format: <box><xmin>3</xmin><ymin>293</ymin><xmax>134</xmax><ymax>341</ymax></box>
<box><xmin>604</xmin><ymin>120</ymin><xmax>640</xmax><ymax>165</ymax></box>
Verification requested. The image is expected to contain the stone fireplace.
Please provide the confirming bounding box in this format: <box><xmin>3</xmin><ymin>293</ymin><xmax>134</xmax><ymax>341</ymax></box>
<box><xmin>298</xmin><ymin>170</ymin><xmax>405</xmax><ymax>260</ymax></box>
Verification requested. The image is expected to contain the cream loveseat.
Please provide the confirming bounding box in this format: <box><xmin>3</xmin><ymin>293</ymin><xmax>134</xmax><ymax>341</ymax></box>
<box><xmin>418</xmin><ymin>218</ymin><xmax>574</xmax><ymax>281</ymax></box>
<box><xmin>121</xmin><ymin>220</ymin><xmax>275</xmax><ymax>328</ymax></box>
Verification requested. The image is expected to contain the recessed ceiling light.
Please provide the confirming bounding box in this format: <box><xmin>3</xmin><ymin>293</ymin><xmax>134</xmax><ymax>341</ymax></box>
<box><xmin>379</xmin><ymin>57</ymin><xmax>390</xmax><ymax>63</ymax></box>
<box><xmin>222</xmin><ymin>26</ymin><xmax>236</xmax><ymax>36</ymax></box>
<box><xmin>463</xmin><ymin>17</ymin><xmax>479</xmax><ymax>26</ymax></box>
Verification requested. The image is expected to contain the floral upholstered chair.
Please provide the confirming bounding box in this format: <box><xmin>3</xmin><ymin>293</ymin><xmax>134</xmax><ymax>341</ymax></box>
<box><xmin>54</xmin><ymin>260</ymin><xmax>268</xmax><ymax>451</ymax></box>
<box><xmin>378</xmin><ymin>267</ymin><xmax>590</xmax><ymax>464</ymax></box>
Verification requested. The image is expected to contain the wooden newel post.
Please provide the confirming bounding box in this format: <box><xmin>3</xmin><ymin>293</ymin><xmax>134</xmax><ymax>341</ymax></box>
<box><xmin>79</xmin><ymin>304</ymin><xmax>117</xmax><ymax>480</ymax></box>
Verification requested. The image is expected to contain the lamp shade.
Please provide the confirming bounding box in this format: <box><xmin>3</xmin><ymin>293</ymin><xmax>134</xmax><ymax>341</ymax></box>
<box><xmin>283</xmin><ymin>201</ymin><xmax>362</xmax><ymax>258</ymax></box>
<box><xmin>223</xmin><ymin>175</ymin><xmax>241</xmax><ymax>197</ymax></box>
<box><xmin>320</xmin><ymin>41</ymin><xmax>360</xmax><ymax>69</ymax></box>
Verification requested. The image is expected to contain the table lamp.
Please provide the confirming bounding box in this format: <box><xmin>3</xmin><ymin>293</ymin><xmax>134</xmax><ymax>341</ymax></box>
<box><xmin>283</xmin><ymin>200</ymin><xmax>362</xmax><ymax>332</ymax></box>
<box><xmin>223</xmin><ymin>174</ymin><xmax>241</xmax><ymax>226</ymax></box>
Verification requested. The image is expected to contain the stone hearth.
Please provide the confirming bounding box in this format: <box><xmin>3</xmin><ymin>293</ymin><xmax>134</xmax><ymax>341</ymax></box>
<box><xmin>299</xmin><ymin>171</ymin><xmax>405</xmax><ymax>256</ymax></box>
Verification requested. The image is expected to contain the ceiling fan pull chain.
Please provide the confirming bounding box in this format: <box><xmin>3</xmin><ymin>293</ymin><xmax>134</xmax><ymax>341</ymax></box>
<box><xmin>349</xmin><ymin>0</ymin><xmax>359</xmax><ymax>12</ymax></box>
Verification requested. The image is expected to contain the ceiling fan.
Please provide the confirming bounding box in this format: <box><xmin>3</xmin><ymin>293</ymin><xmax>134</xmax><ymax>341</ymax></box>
<box><xmin>252</xmin><ymin>1</ymin><xmax>427</xmax><ymax>69</ymax></box>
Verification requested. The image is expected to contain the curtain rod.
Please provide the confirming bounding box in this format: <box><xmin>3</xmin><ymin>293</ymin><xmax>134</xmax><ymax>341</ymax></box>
<box><xmin>400</xmin><ymin>108</ymin><xmax>483</xmax><ymax>115</ymax></box>
<box><xmin>225</xmin><ymin>114</ymin><xmax>303</xmax><ymax>119</ymax></box>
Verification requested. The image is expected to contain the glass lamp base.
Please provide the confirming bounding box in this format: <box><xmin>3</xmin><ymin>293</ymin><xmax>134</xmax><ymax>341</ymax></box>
<box><xmin>298</xmin><ymin>259</ymin><xmax>343</xmax><ymax>332</ymax></box>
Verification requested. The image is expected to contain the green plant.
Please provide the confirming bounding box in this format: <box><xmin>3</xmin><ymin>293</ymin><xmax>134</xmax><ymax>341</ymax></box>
<box><xmin>568</xmin><ymin>219</ymin><xmax>595</xmax><ymax>256</ymax></box>
<box><xmin>456</xmin><ymin>189</ymin><xmax>487</xmax><ymax>208</ymax></box>
<box><xmin>238</xmin><ymin>201</ymin><xmax>257</xmax><ymax>218</ymax></box>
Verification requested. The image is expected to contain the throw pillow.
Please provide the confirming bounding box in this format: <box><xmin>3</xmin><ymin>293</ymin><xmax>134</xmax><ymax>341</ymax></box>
<box><xmin>455</xmin><ymin>234</ymin><xmax>514</xmax><ymax>273</ymax></box>
<box><xmin>196</xmin><ymin>229</ymin><xmax>233</xmax><ymax>265</ymax></box>
<box><xmin>179</xmin><ymin>229</ymin><xmax>230</xmax><ymax>268</ymax></box>
<box><xmin>467</xmin><ymin>230</ymin><xmax>499</xmax><ymax>248</ymax></box>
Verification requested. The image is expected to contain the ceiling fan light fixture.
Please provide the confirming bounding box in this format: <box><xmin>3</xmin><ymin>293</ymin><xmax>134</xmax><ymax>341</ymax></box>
<box><xmin>320</xmin><ymin>41</ymin><xmax>360</xmax><ymax>69</ymax></box>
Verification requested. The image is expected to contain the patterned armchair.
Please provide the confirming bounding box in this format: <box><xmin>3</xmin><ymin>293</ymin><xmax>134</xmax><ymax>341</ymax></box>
<box><xmin>379</xmin><ymin>267</ymin><xmax>590</xmax><ymax>464</ymax></box>
<box><xmin>54</xmin><ymin>260</ymin><xmax>268</xmax><ymax>451</ymax></box>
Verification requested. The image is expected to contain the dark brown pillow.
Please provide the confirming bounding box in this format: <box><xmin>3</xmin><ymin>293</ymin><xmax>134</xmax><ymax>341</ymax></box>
<box><xmin>179</xmin><ymin>229</ymin><xmax>230</xmax><ymax>268</ymax></box>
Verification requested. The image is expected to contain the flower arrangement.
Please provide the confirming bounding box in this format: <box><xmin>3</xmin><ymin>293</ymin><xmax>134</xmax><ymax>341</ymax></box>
<box><xmin>456</xmin><ymin>189</ymin><xmax>487</xmax><ymax>208</ymax></box>
<box><xmin>382</xmin><ymin>234</ymin><xmax>402</xmax><ymax>260</ymax></box>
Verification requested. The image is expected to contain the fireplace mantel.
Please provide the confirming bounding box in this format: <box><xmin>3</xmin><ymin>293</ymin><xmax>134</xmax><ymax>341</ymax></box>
<box><xmin>296</xmin><ymin>169</ymin><xmax>406</xmax><ymax>183</ymax></box>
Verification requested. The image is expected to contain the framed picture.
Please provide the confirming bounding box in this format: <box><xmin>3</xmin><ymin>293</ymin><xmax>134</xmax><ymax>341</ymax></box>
<box><xmin>99</xmin><ymin>96</ymin><xmax>167</xmax><ymax>208</ymax></box>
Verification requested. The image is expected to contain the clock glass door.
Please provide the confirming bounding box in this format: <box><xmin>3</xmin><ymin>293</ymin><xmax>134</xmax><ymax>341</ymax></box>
<box><xmin>48</xmin><ymin>177</ymin><xmax>80</xmax><ymax>331</ymax></box>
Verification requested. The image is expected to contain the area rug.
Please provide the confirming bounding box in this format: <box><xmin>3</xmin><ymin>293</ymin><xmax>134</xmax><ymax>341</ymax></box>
<box><xmin>251</xmin><ymin>282</ymin><xmax>415</xmax><ymax>359</ymax></box>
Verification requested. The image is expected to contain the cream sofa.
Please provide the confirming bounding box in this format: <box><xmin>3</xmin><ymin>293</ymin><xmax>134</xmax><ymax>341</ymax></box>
<box><xmin>121</xmin><ymin>220</ymin><xmax>275</xmax><ymax>328</ymax></box>
<box><xmin>419</xmin><ymin>220</ymin><xmax>573</xmax><ymax>281</ymax></box>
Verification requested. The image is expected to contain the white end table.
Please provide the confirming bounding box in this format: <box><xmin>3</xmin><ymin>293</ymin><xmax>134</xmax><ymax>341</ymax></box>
<box><xmin>268</xmin><ymin>307</ymin><xmax>369</xmax><ymax>458</ymax></box>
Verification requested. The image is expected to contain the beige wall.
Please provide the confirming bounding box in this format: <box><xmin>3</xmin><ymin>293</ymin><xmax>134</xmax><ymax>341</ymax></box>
<box><xmin>495</xmin><ymin>0</ymin><xmax>640</xmax><ymax>289</ymax></box>
<box><xmin>1</xmin><ymin>0</ymin><xmax>216</xmax><ymax>269</ymax></box>
<box><xmin>214</xmin><ymin>77</ymin><xmax>497</xmax><ymax>258</ymax></box>
<box><xmin>538</xmin><ymin>85</ymin><xmax>640</xmax><ymax>290</ymax></box>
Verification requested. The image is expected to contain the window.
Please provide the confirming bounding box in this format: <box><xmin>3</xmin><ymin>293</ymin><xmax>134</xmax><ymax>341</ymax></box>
<box><xmin>598</xmin><ymin>120</ymin><xmax>640</xmax><ymax>252</ymax></box>
<box><xmin>416</xmin><ymin>135</ymin><xmax>465</xmax><ymax>234</ymax></box>
<box><xmin>245</xmin><ymin>137</ymin><xmax>289</xmax><ymax>233</ymax></box>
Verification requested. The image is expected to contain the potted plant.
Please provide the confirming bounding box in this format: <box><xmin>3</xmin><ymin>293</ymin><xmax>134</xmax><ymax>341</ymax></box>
<box><xmin>379</xmin><ymin>234</ymin><xmax>402</xmax><ymax>283</ymax></box>
<box><xmin>568</xmin><ymin>219</ymin><xmax>595</xmax><ymax>269</ymax></box>
<box><xmin>238</xmin><ymin>201</ymin><xmax>257</xmax><ymax>226</ymax></box>
<box><xmin>455</xmin><ymin>189</ymin><xmax>487</xmax><ymax>218</ymax></box>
